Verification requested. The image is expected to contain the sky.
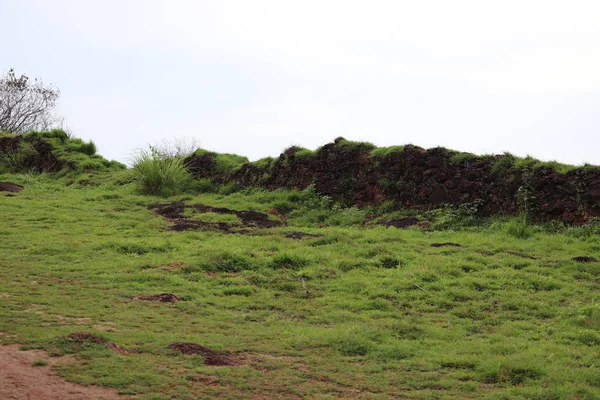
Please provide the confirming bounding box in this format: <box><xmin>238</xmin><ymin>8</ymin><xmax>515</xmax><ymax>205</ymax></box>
<box><xmin>2</xmin><ymin>0</ymin><xmax>599</xmax><ymax>165</ymax></box>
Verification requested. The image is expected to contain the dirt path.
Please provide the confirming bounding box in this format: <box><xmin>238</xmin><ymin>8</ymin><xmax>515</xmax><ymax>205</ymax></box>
<box><xmin>0</xmin><ymin>345</ymin><xmax>121</xmax><ymax>400</ymax></box>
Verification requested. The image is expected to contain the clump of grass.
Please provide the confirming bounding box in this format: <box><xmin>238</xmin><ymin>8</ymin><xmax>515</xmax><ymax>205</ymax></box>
<box><xmin>294</xmin><ymin>148</ymin><xmax>317</xmax><ymax>160</ymax></box>
<box><xmin>370</xmin><ymin>145</ymin><xmax>406</xmax><ymax>158</ymax></box>
<box><xmin>505</xmin><ymin>215</ymin><xmax>533</xmax><ymax>239</ymax></box>
<box><xmin>478</xmin><ymin>357</ymin><xmax>544</xmax><ymax>385</ymax></box>
<box><xmin>66</xmin><ymin>138</ymin><xmax>97</xmax><ymax>155</ymax></box>
<box><xmin>491</xmin><ymin>152</ymin><xmax>518</xmax><ymax>176</ymax></box>
<box><xmin>131</xmin><ymin>149</ymin><xmax>191</xmax><ymax>197</ymax></box>
<box><xmin>0</xmin><ymin>140</ymin><xmax>37</xmax><ymax>173</ymax></box>
<box><xmin>270</xmin><ymin>253</ymin><xmax>310</xmax><ymax>270</ymax></box>
<box><xmin>334</xmin><ymin>137</ymin><xmax>376</xmax><ymax>152</ymax></box>
<box><xmin>250</xmin><ymin>156</ymin><xmax>276</xmax><ymax>170</ymax></box>
<box><xmin>213</xmin><ymin>153</ymin><xmax>248</xmax><ymax>174</ymax></box>
<box><xmin>32</xmin><ymin>360</ymin><xmax>48</xmax><ymax>367</ymax></box>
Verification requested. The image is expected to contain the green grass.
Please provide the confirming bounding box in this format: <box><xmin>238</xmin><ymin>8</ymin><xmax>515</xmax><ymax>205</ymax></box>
<box><xmin>1</xmin><ymin>171</ymin><xmax>600</xmax><ymax>399</ymax></box>
<box><xmin>131</xmin><ymin>149</ymin><xmax>192</xmax><ymax>197</ymax></box>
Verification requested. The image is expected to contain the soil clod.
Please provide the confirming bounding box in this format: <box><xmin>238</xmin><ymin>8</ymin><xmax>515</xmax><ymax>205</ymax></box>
<box><xmin>168</xmin><ymin>342</ymin><xmax>241</xmax><ymax>366</ymax></box>
<box><xmin>132</xmin><ymin>293</ymin><xmax>180</xmax><ymax>302</ymax></box>
<box><xmin>430</xmin><ymin>242</ymin><xmax>463</xmax><ymax>248</ymax></box>
<box><xmin>572</xmin><ymin>256</ymin><xmax>597</xmax><ymax>263</ymax></box>
<box><xmin>67</xmin><ymin>332</ymin><xmax>134</xmax><ymax>355</ymax></box>
<box><xmin>0</xmin><ymin>182</ymin><xmax>24</xmax><ymax>192</ymax></box>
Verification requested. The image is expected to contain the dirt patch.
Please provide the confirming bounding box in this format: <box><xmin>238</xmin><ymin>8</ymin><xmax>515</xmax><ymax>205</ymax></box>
<box><xmin>284</xmin><ymin>231</ymin><xmax>323</xmax><ymax>240</ymax></box>
<box><xmin>0</xmin><ymin>182</ymin><xmax>23</xmax><ymax>192</ymax></box>
<box><xmin>168</xmin><ymin>343</ymin><xmax>241</xmax><ymax>366</ymax></box>
<box><xmin>378</xmin><ymin>217</ymin><xmax>420</xmax><ymax>229</ymax></box>
<box><xmin>572</xmin><ymin>256</ymin><xmax>598</xmax><ymax>263</ymax></box>
<box><xmin>132</xmin><ymin>293</ymin><xmax>180</xmax><ymax>302</ymax></box>
<box><xmin>430</xmin><ymin>242</ymin><xmax>463</xmax><ymax>248</ymax></box>
<box><xmin>67</xmin><ymin>332</ymin><xmax>134</xmax><ymax>356</ymax></box>
<box><xmin>504</xmin><ymin>251</ymin><xmax>538</xmax><ymax>260</ymax></box>
<box><xmin>150</xmin><ymin>201</ymin><xmax>279</xmax><ymax>233</ymax></box>
<box><xmin>0</xmin><ymin>344</ymin><xmax>121</xmax><ymax>400</ymax></box>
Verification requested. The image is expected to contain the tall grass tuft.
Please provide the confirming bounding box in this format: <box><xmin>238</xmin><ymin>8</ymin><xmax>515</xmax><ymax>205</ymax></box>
<box><xmin>131</xmin><ymin>149</ymin><xmax>191</xmax><ymax>197</ymax></box>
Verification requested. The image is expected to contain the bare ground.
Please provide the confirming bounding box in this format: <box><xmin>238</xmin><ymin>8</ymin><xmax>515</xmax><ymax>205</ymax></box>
<box><xmin>0</xmin><ymin>345</ymin><xmax>121</xmax><ymax>400</ymax></box>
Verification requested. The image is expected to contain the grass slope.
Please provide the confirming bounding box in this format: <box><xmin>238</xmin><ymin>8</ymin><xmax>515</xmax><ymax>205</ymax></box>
<box><xmin>1</xmin><ymin>172</ymin><xmax>600</xmax><ymax>399</ymax></box>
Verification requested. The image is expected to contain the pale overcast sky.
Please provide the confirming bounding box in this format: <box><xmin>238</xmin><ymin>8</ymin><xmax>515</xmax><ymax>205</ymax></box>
<box><xmin>2</xmin><ymin>0</ymin><xmax>599</xmax><ymax>165</ymax></box>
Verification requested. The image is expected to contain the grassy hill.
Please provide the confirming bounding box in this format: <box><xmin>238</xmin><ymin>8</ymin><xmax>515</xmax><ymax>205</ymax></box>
<box><xmin>1</xmin><ymin>132</ymin><xmax>599</xmax><ymax>399</ymax></box>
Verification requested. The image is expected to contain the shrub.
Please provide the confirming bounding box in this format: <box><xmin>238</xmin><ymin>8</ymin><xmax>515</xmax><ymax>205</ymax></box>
<box><xmin>131</xmin><ymin>149</ymin><xmax>191</xmax><ymax>197</ymax></box>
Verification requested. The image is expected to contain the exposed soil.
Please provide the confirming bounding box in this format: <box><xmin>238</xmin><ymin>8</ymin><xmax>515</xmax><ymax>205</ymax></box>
<box><xmin>572</xmin><ymin>256</ymin><xmax>598</xmax><ymax>263</ymax></box>
<box><xmin>284</xmin><ymin>231</ymin><xmax>323</xmax><ymax>240</ymax></box>
<box><xmin>477</xmin><ymin>250</ymin><xmax>537</xmax><ymax>259</ymax></box>
<box><xmin>430</xmin><ymin>242</ymin><xmax>463</xmax><ymax>248</ymax></box>
<box><xmin>504</xmin><ymin>251</ymin><xmax>538</xmax><ymax>260</ymax></box>
<box><xmin>378</xmin><ymin>217</ymin><xmax>420</xmax><ymax>229</ymax></box>
<box><xmin>150</xmin><ymin>201</ymin><xmax>279</xmax><ymax>233</ymax></box>
<box><xmin>0</xmin><ymin>344</ymin><xmax>121</xmax><ymax>400</ymax></box>
<box><xmin>0</xmin><ymin>136</ymin><xmax>67</xmax><ymax>173</ymax></box>
<box><xmin>0</xmin><ymin>182</ymin><xmax>23</xmax><ymax>192</ymax></box>
<box><xmin>132</xmin><ymin>293</ymin><xmax>180</xmax><ymax>302</ymax></box>
<box><xmin>184</xmin><ymin>138</ymin><xmax>600</xmax><ymax>225</ymax></box>
<box><xmin>67</xmin><ymin>332</ymin><xmax>134</xmax><ymax>356</ymax></box>
<box><xmin>168</xmin><ymin>343</ymin><xmax>241</xmax><ymax>366</ymax></box>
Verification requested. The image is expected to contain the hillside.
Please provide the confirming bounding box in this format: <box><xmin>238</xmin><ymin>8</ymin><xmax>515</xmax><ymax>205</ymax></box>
<box><xmin>1</xmin><ymin>132</ymin><xmax>600</xmax><ymax>399</ymax></box>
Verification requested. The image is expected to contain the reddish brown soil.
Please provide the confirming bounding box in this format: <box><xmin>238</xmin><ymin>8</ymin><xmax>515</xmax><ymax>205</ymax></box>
<box><xmin>168</xmin><ymin>343</ymin><xmax>241</xmax><ymax>366</ymax></box>
<box><xmin>0</xmin><ymin>182</ymin><xmax>23</xmax><ymax>192</ymax></box>
<box><xmin>132</xmin><ymin>293</ymin><xmax>180</xmax><ymax>302</ymax></box>
<box><xmin>430</xmin><ymin>242</ymin><xmax>463</xmax><ymax>248</ymax></box>
<box><xmin>184</xmin><ymin>138</ymin><xmax>600</xmax><ymax>225</ymax></box>
<box><xmin>0</xmin><ymin>137</ymin><xmax>67</xmax><ymax>173</ymax></box>
<box><xmin>0</xmin><ymin>345</ymin><xmax>121</xmax><ymax>400</ymax></box>
<box><xmin>149</xmin><ymin>201</ymin><xmax>279</xmax><ymax>233</ymax></box>
<box><xmin>572</xmin><ymin>256</ymin><xmax>598</xmax><ymax>263</ymax></box>
<box><xmin>67</xmin><ymin>332</ymin><xmax>134</xmax><ymax>356</ymax></box>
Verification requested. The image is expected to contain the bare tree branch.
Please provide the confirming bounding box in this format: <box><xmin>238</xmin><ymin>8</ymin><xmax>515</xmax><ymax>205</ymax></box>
<box><xmin>0</xmin><ymin>68</ymin><xmax>60</xmax><ymax>134</ymax></box>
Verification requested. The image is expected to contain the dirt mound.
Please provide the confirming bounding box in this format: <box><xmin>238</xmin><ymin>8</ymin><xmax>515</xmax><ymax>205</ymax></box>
<box><xmin>430</xmin><ymin>242</ymin><xmax>463</xmax><ymax>248</ymax></box>
<box><xmin>378</xmin><ymin>217</ymin><xmax>420</xmax><ymax>229</ymax></box>
<box><xmin>572</xmin><ymin>256</ymin><xmax>597</xmax><ymax>263</ymax></box>
<box><xmin>0</xmin><ymin>344</ymin><xmax>122</xmax><ymax>400</ymax></box>
<box><xmin>132</xmin><ymin>293</ymin><xmax>180</xmax><ymax>302</ymax></box>
<box><xmin>185</xmin><ymin>139</ymin><xmax>600</xmax><ymax>224</ymax></box>
<box><xmin>150</xmin><ymin>201</ymin><xmax>279</xmax><ymax>233</ymax></box>
<box><xmin>0</xmin><ymin>182</ymin><xmax>23</xmax><ymax>192</ymax></box>
<box><xmin>0</xmin><ymin>136</ymin><xmax>66</xmax><ymax>173</ymax></box>
<box><xmin>168</xmin><ymin>343</ymin><xmax>241</xmax><ymax>366</ymax></box>
<box><xmin>67</xmin><ymin>332</ymin><xmax>134</xmax><ymax>355</ymax></box>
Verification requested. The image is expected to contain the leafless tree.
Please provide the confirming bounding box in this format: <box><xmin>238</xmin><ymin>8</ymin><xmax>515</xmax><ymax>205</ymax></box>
<box><xmin>0</xmin><ymin>68</ymin><xmax>60</xmax><ymax>134</ymax></box>
<box><xmin>151</xmin><ymin>136</ymin><xmax>201</xmax><ymax>159</ymax></box>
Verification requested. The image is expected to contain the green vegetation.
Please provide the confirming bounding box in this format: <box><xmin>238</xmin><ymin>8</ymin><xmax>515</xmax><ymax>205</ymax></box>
<box><xmin>334</xmin><ymin>136</ymin><xmax>376</xmax><ymax>152</ymax></box>
<box><xmin>0</xmin><ymin>130</ymin><xmax>125</xmax><ymax>174</ymax></box>
<box><xmin>370</xmin><ymin>145</ymin><xmax>406</xmax><ymax>158</ymax></box>
<box><xmin>131</xmin><ymin>148</ymin><xmax>191</xmax><ymax>197</ymax></box>
<box><xmin>1</xmin><ymin>131</ymin><xmax>600</xmax><ymax>399</ymax></box>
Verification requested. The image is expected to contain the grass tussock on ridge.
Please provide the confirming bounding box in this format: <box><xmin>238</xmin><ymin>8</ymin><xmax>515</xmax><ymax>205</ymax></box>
<box><xmin>131</xmin><ymin>148</ymin><xmax>191</xmax><ymax>197</ymax></box>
